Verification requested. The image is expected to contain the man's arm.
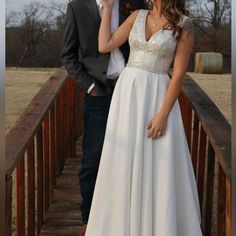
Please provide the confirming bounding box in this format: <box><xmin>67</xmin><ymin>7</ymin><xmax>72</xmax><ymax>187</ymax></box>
<box><xmin>61</xmin><ymin>2</ymin><xmax>95</xmax><ymax>93</ymax></box>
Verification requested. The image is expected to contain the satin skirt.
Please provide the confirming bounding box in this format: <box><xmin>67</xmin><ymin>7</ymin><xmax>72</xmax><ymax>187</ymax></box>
<box><xmin>85</xmin><ymin>66</ymin><xmax>203</xmax><ymax>236</ymax></box>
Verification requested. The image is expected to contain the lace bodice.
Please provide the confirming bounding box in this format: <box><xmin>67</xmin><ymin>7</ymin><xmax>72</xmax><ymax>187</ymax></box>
<box><xmin>127</xmin><ymin>9</ymin><xmax>192</xmax><ymax>74</ymax></box>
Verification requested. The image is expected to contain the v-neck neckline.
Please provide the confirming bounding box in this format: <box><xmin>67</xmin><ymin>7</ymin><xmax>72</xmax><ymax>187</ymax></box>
<box><xmin>143</xmin><ymin>10</ymin><xmax>165</xmax><ymax>43</ymax></box>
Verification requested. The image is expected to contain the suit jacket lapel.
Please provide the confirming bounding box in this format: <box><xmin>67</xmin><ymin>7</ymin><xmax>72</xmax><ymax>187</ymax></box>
<box><xmin>84</xmin><ymin>0</ymin><xmax>101</xmax><ymax>26</ymax></box>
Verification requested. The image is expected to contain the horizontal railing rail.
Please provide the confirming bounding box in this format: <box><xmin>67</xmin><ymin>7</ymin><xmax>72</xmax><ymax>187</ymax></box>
<box><xmin>5</xmin><ymin>68</ymin><xmax>83</xmax><ymax>235</ymax></box>
<box><xmin>177</xmin><ymin>74</ymin><xmax>231</xmax><ymax>236</ymax></box>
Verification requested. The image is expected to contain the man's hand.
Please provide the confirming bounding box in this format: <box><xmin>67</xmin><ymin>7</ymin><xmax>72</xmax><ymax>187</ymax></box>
<box><xmin>89</xmin><ymin>87</ymin><xmax>96</xmax><ymax>96</ymax></box>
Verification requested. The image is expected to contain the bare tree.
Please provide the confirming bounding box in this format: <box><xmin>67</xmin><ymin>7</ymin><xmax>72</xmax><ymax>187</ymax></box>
<box><xmin>43</xmin><ymin>0</ymin><xmax>72</xmax><ymax>31</ymax></box>
<box><xmin>6</xmin><ymin>10</ymin><xmax>20</xmax><ymax>27</ymax></box>
<box><xmin>189</xmin><ymin>0</ymin><xmax>231</xmax><ymax>58</ymax></box>
<box><xmin>17</xmin><ymin>2</ymin><xmax>53</xmax><ymax>66</ymax></box>
<box><xmin>190</xmin><ymin>0</ymin><xmax>231</xmax><ymax>28</ymax></box>
<box><xmin>46</xmin><ymin>0</ymin><xmax>69</xmax><ymax>16</ymax></box>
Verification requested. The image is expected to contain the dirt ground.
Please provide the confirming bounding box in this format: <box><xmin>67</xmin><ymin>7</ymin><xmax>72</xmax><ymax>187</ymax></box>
<box><xmin>5</xmin><ymin>68</ymin><xmax>232</xmax><ymax>134</ymax></box>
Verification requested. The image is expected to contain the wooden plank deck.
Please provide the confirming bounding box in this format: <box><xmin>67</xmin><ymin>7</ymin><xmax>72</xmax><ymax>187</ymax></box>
<box><xmin>40</xmin><ymin>137</ymin><xmax>83</xmax><ymax>236</ymax></box>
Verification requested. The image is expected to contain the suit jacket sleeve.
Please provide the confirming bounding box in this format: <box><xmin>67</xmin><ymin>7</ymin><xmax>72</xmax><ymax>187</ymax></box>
<box><xmin>61</xmin><ymin>2</ymin><xmax>95</xmax><ymax>92</ymax></box>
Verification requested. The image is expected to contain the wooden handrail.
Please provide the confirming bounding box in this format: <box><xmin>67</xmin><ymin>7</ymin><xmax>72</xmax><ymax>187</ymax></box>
<box><xmin>5</xmin><ymin>69</ymin><xmax>68</xmax><ymax>178</ymax></box>
<box><xmin>178</xmin><ymin>74</ymin><xmax>231</xmax><ymax>236</ymax></box>
<box><xmin>5</xmin><ymin>68</ymin><xmax>83</xmax><ymax>235</ymax></box>
<box><xmin>182</xmin><ymin>74</ymin><xmax>231</xmax><ymax>180</ymax></box>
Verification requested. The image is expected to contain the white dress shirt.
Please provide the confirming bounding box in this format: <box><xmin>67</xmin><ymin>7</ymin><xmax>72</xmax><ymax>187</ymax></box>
<box><xmin>87</xmin><ymin>0</ymin><xmax>125</xmax><ymax>93</ymax></box>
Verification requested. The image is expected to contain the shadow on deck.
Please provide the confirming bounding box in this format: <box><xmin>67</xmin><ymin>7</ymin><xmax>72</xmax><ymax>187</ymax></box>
<box><xmin>40</xmin><ymin>137</ymin><xmax>83</xmax><ymax>236</ymax></box>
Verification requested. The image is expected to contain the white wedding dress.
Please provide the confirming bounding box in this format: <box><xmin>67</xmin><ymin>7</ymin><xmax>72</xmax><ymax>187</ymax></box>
<box><xmin>85</xmin><ymin>9</ymin><xmax>202</xmax><ymax>236</ymax></box>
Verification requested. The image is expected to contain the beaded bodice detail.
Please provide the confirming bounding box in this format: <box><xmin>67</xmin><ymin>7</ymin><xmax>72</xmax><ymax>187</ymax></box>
<box><xmin>127</xmin><ymin>9</ymin><xmax>190</xmax><ymax>74</ymax></box>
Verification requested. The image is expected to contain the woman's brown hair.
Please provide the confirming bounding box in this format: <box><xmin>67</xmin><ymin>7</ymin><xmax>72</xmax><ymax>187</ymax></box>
<box><xmin>151</xmin><ymin>0</ymin><xmax>189</xmax><ymax>39</ymax></box>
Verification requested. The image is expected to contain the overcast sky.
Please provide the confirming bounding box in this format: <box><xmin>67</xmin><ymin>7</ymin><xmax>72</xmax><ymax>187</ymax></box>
<box><xmin>6</xmin><ymin>0</ymin><xmax>65</xmax><ymax>12</ymax></box>
<box><xmin>6</xmin><ymin>0</ymin><xmax>212</xmax><ymax>13</ymax></box>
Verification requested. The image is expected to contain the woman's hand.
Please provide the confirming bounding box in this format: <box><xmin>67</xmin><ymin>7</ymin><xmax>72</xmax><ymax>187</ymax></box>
<box><xmin>102</xmin><ymin>0</ymin><xmax>115</xmax><ymax>8</ymax></box>
<box><xmin>147</xmin><ymin>113</ymin><xmax>168</xmax><ymax>139</ymax></box>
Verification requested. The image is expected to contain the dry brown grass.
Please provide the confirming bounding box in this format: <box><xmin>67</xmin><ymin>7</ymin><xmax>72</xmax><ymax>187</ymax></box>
<box><xmin>5</xmin><ymin>68</ymin><xmax>57</xmax><ymax>133</ymax></box>
<box><xmin>188</xmin><ymin>73</ymin><xmax>231</xmax><ymax>124</ymax></box>
<box><xmin>6</xmin><ymin>69</ymin><xmax>231</xmax><ymax>134</ymax></box>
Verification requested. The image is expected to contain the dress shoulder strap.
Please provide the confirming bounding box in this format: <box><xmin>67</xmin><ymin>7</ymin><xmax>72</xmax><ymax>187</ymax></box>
<box><xmin>133</xmin><ymin>9</ymin><xmax>147</xmax><ymax>25</ymax></box>
<box><xmin>178</xmin><ymin>15</ymin><xmax>194</xmax><ymax>36</ymax></box>
<box><xmin>130</xmin><ymin>9</ymin><xmax>147</xmax><ymax>34</ymax></box>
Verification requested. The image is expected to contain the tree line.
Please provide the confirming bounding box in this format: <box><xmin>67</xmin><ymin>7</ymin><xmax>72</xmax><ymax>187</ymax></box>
<box><xmin>6</xmin><ymin>0</ymin><xmax>231</xmax><ymax>72</ymax></box>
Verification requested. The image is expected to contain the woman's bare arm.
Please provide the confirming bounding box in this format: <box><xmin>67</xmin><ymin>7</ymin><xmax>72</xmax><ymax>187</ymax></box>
<box><xmin>98</xmin><ymin>2</ymin><xmax>139</xmax><ymax>53</ymax></box>
<box><xmin>158</xmin><ymin>18</ymin><xmax>194</xmax><ymax>118</ymax></box>
<box><xmin>148</xmin><ymin>18</ymin><xmax>194</xmax><ymax>139</ymax></box>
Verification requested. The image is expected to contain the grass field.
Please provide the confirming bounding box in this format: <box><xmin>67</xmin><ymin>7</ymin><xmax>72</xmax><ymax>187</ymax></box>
<box><xmin>188</xmin><ymin>72</ymin><xmax>231</xmax><ymax>124</ymax></box>
<box><xmin>5</xmin><ymin>68</ymin><xmax>56</xmax><ymax>133</ymax></box>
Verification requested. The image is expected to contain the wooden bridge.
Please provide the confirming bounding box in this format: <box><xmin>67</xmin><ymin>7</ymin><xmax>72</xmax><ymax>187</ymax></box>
<box><xmin>5</xmin><ymin>68</ymin><xmax>231</xmax><ymax>235</ymax></box>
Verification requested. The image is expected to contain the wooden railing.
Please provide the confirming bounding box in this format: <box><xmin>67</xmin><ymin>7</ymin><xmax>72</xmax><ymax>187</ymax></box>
<box><xmin>4</xmin><ymin>69</ymin><xmax>231</xmax><ymax>236</ymax></box>
<box><xmin>5</xmin><ymin>68</ymin><xmax>83</xmax><ymax>235</ymax></box>
<box><xmin>178</xmin><ymin>74</ymin><xmax>231</xmax><ymax>236</ymax></box>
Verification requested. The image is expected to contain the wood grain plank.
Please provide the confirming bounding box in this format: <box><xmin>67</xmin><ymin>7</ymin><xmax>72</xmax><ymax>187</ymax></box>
<box><xmin>27</xmin><ymin>139</ymin><xmax>36</xmax><ymax>235</ymax></box>
<box><xmin>204</xmin><ymin>142</ymin><xmax>215</xmax><ymax>235</ymax></box>
<box><xmin>39</xmin><ymin>138</ymin><xmax>82</xmax><ymax>236</ymax></box>
<box><xmin>60</xmin><ymin>90</ymin><xmax>64</xmax><ymax>171</ymax></box>
<box><xmin>44</xmin><ymin>114</ymin><xmax>50</xmax><ymax>213</ymax></box>
<box><xmin>191</xmin><ymin>112</ymin><xmax>200</xmax><ymax>176</ymax></box>
<box><xmin>6</xmin><ymin>68</ymin><xmax>69</xmax><ymax>178</ymax></box>
<box><xmin>6</xmin><ymin>177</ymin><xmax>12</xmax><ymax>236</ymax></box>
<box><xmin>55</xmin><ymin>96</ymin><xmax>61</xmax><ymax>177</ymax></box>
<box><xmin>50</xmin><ymin>103</ymin><xmax>56</xmax><ymax>197</ymax></box>
<box><xmin>178</xmin><ymin>92</ymin><xmax>192</xmax><ymax>150</ymax></box>
<box><xmin>226</xmin><ymin>179</ymin><xmax>231</xmax><ymax>236</ymax></box>
<box><xmin>37</xmin><ymin>127</ymin><xmax>44</xmax><ymax>235</ymax></box>
<box><xmin>197</xmin><ymin>125</ymin><xmax>207</xmax><ymax>214</ymax></box>
<box><xmin>16</xmin><ymin>157</ymin><xmax>25</xmax><ymax>236</ymax></box>
<box><xmin>181</xmin><ymin>75</ymin><xmax>231</xmax><ymax>180</ymax></box>
<box><xmin>217</xmin><ymin>163</ymin><xmax>226</xmax><ymax>235</ymax></box>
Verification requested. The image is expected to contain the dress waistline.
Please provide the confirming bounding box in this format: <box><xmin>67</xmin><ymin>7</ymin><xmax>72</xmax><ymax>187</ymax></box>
<box><xmin>126</xmin><ymin>64</ymin><xmax>168</xmax><ymax>75</ymax></box>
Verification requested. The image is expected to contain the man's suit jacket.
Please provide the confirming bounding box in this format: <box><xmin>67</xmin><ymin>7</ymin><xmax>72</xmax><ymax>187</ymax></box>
<box><xmin>61</xmin><ymin>0</ymin><xmax>148</xmax><ymax>96</ymax></box>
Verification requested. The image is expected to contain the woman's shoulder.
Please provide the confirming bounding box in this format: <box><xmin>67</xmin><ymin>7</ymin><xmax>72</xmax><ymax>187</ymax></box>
<box><xmin>130</xmin><ymin>9</ymin><xmax>144</xmax><ymax>18</ymax></box>
<box><xmin>131</xmin><ymin>8</ymin><xmax>149</xmax><ymax>18</ymax></box>
<box><xmin>127</xmin><ymin>9</ymin><xmax>145</xmax><ymax>25</ymax></box>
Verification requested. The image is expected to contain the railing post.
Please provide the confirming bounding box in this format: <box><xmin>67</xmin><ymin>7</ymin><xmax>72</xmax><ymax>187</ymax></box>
<box><xmin>50</xmin><ymin>103</ymin><xmax>56</xmax><ymax>195</ymax></box>
<box><xmin>226</xmin><ymin>179</ymin><xmax>231</xmax><ymax>236</ymax></box>
<box><xmin>197</xmin><ymin>125</ymin><xmax>207</xmax><ymax>214</ymax></box>
<box><xmin>5</xmin><ymin>69</ymin><xmax>72</xmax><ymax>235</ymax></box>
<box><xmin>37</xmin><ymin>126</ymin><xmax>44</xmax><ymax>235</ymax></box>
<box><xmin>218</xmin><ymin>162</ymin><xmax>226</xmax><ymax>235</ymax></box>
<box><xmin>16</xmin><ymin>156</ymin><xmax>25</xmax><ymax>236</ymax></box>
<box><xmin>191</xmin><ymin>112</ymin><xmax>200</xmax><ymax>176</ymax></box>
<box><xmin>44</xmin><ymin>114</ymin><xmax>50</xmax><ymax>213</ymax></box>
<box><xmin>27</xmin><ymin>139</ymin><xmax>35</xmax><ymax>235</ymax></box>
<box><xmin>204</xmin><ymin>143</ymin><xmax>215</xmax><ymax>235</ymax></box>
<box><xmin>5</xmin><ymin>177</ymin><xmax>12</xmax><ymax>236</ymax></box>
<box><xmin>178</xmin><ymin>92</ymin><xmax>192</xmax><ymax>150</ymax></box>
<box><xmin>56</xmin><ymin>95</ymin><xmax>61</xmax><ymax>176</ymax></box>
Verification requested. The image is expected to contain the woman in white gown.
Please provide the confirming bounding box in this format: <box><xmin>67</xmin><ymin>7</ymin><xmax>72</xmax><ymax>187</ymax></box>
<box><xmin>85</xmin><ymin>0</ymin><xmax>203</xmax><ymax>235</ymax></box>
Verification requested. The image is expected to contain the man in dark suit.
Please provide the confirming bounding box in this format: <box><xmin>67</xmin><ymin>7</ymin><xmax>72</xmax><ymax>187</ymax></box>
<box><xmin>61</xmin><ymin>0</ymin><xmax>147</xmax><ymax>235</ymax></box>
